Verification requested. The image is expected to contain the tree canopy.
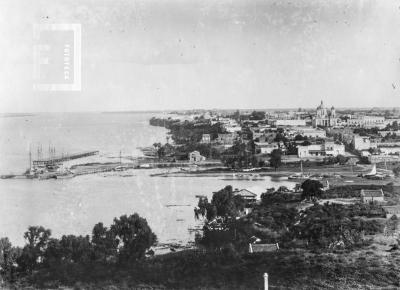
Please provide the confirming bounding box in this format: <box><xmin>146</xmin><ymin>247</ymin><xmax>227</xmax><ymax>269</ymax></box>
<box><xmin>301</xmin><ymin>179</ymin><xmax>324</xmax><ymax>200</ymax></box>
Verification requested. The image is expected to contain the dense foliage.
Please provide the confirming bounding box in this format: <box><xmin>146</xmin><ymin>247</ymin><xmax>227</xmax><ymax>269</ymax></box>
<box><xmin>0</xmin><ymin>213</ymin><xmax>156</xmax><ymax>285</ymax></box>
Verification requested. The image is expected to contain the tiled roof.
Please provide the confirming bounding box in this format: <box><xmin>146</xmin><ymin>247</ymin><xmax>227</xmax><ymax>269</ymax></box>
<box><xmin>360</xmin><ymin>189</ymin><xmax>384</xmax><ymax>197</ymax></box>
<box><xmin>233</xmin><ymin>189</ymin><xmax>257</xmax><ymax>197</ymax></box>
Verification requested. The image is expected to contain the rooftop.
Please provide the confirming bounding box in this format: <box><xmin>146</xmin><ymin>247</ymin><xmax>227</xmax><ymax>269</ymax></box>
<box><xmin>360</xmin><ymin>189</ymin><xmax>384</xmax><ymax>198</ymax></box>
<box><xmin>249</xmin><ymin>243</ymin><xmax>279</xmax><ymax>253</ymax></box>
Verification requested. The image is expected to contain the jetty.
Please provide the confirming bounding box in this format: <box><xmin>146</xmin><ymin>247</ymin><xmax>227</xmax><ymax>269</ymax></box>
<box><xmin>32</xmin><ymin>151</ymin><xmax>99</xmax><ymax>167</ymax></box>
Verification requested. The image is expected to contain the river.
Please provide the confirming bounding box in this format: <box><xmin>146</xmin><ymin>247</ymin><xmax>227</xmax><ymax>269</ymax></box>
<box><xmin>0</xmin><ymin>112</ymin><xmax>295</xmax><ymax>247</ymax></box>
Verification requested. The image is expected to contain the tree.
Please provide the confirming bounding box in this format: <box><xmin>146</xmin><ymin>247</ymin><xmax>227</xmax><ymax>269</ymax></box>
<box><xmin>0</xmin><ymin>237</ymin><xmax>21</xmax><ymax>281</ymax></box>
<box><xmin>301</xmin><ymin>179</ymin><xmax>323</xmax><ymax>200</ymax></box>
<box><xmin>196</xmin><ymin>186</ymin><xmax>245</xmax><ymax>221</ymax></box>
<box><xmin>269</xmin><ymin>149</ymin><xmax>282</xmax><ymax>171</ymax></box>
<box><xmin>17</xmin><ymin>226</ymin><xmax>51</xmax><ymax>273</ymax></box>
<box><xmin>294</xmin><ymin>134</ymin><xmax>306</xmax><ymax>141</ymax></box>
<box><xmin>336</xmin><ymin>154</ymin><xmax>348</xmax><ymax>165</ymax></box>
<box><xmin>92</xmin><ymin>222</ymin><xmax>118</xmax><ymax>262</ymax></box>
<box><xmin>110</xmin><ymin>214</ymin><xmax>157</xmax><ymax>263</ymax></box>
<box><xmin>59</xmin><ymin>235</ymin><xmax>93</xmax><ymax>264</ymax></box>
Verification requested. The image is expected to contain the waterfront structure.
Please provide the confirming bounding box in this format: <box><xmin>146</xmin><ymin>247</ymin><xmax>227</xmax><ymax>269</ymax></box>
<box><xmin>32</xmin><ymin>150</ymin><xmax>99</xmax><ymax>168</ymax></box>
<box><xmin>360</xmin><ymin>189</ymin><xmax>385</xmax><ymax>203</ymax></box>
<box><xmin>189</xmin><ymin>151</ymin><xmax>206</xmax><ymax>163</ymax></box>
<box><xmin>297</xmin><ymin>141</ymin><xmax>345</xmax><ymax>158</ymax></box>
<box><xmin>312</xmin><ymin>101</ymin><xmax>338</xmax><ymax>127</ymax></box>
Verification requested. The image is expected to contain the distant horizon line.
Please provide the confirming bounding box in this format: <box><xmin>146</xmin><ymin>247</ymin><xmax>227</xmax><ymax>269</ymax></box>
<box><xmin>0</xmin><ymin>106</ymin><xmax>399</xmax><ymax>115</ymax></box>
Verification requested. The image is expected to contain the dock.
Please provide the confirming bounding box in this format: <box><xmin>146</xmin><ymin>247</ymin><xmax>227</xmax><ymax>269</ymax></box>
<box><xmin>32</xmin><ymin>151</ymin><xmax>99</xmax><ymax>167</ymax></box>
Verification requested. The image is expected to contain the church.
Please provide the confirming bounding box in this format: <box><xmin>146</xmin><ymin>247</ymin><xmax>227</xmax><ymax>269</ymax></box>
<box><xmin>312</xmin><ymin>101</ymin><xmax>337</xmax><ymax>127</ymax></box>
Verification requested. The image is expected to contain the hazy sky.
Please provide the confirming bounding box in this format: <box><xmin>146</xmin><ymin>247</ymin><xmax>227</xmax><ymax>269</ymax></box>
<box><xmin>0</xmin><ymin>0</ymin><xmax>400</xmax><ymax>112</ymax></box>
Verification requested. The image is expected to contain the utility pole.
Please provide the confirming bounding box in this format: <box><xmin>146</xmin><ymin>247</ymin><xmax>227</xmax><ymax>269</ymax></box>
<box><xmin>264</xmin><ymin>273</ymin><xmax>269</xmax><ymax>290</ymax></box>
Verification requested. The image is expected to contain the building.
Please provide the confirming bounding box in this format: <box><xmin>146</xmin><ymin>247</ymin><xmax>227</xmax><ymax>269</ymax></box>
<box><xmin>233</xmin><ymin>188</ymin><xmax>257</xmax><ymax>203</ymax></box>
<box><xmin>297</xmin><ymin>141</ymin><xmax>345</xmax><ymax>158</ymax></box>
<box><xmin>291</xmin><ymin>127</ymin><xmax>327</xmax><ymax>139</ymax></box>
<box><xmin>347</xmin><ymin>116</ymin><xmax>385</xmax><ymax>128</ymax></box>
<box><xmin>352</xmin><ymin>135</ymin><xmax>377</xmax><ymax>151</ymax></box>
<box><xmin>379</xmin><ymin>146</ymin><xmax>400</xmax><ymax>155</ymax></box>
<box><xmin>201</xmin><ymin>134</ymin><xmax>211</xmax><ymax>143</ymax></box>
<box><xmin>383</xmin><ymin>205</ymin><xmax>400</xmax><ymax>218</ymax></box>
<box><xmin>360</xmin><ymin>189</ymin><xmax>385</xmax><ymax>203</ymax></box>
<box><xmin>248</xmin><ymin>243</ymin><xmax>279</xmax><ymax>253</ymax></box>
<box><xmin>379</xmin><ymin>130</ymin><xmax>400</xmax><ymax>137</ymax></box>
<box><xmin>217</xmin><ymin>133</ymin><xmax>237</xmax><ymax>145</ymax></box>
<box><xmin>272</xmin><ymin>119</ymin><xmax>306</xmax><ymax>127</ymax></box>
<box><xmin>189</xmin><ymin>151</ymin><xmax>206</xmax><ymax>163</ymax></box>
<box><xmin>312</xmin><ymin>101</ymin><xmax>338</xmax><ymax>127</ymax></box>
<box><xmin>255</xmin><ymin>142</ymin><xmax>279</xmax><ymax>154</ymax></box>
<box><xmin>368</xmin><ymin>154</ymin><xmax>400</xmax><ymax>164</ymax></box>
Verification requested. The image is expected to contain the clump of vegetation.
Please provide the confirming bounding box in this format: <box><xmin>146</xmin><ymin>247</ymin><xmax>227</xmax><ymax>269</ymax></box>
<box><xmin>0</xmin><ymin>213</ymin><xmax>157</xmax><ymax>287</ymax></box>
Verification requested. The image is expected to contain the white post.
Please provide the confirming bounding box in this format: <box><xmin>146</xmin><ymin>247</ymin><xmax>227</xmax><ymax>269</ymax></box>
<box><xmin>264</xmin><ymin>273</ymin><xmax>268</xmax><ymax>290</ymax></box>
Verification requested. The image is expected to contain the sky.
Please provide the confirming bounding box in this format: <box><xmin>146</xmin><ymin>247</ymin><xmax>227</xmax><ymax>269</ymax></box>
<box><xmin>0</xmin><ymin>0</ymin><xmax>400</xmax><ymax>113</ymax></box>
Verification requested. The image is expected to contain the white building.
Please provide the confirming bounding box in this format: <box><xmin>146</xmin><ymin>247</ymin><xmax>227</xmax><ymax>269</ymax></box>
<box><xmin>360</xmin><ymin>189</ymin><xmax>385</xmax><ymax>203</ymax></box>
<box><xmin>352</xmin><ymin>135</ymin><xmax>377</xmax><ymax>151</ymax></box>
<box><xmin>347</xmin><ymin>116</ymin><xmax>385</xmax><ymax>128</ymax></box>
<box><xmin>379</xmin><ymin>146</ymin><xmax>400</xmax><ymax>155</ymax></box>
<box><xmin>272</xmin><ymin>119</ymin><xmax>306</xmax><ymax>127</ymax></box>
<box><xmin>189</xmin><ymin>151</ymin><xmax>206</xmax><ymax>163</ymax></box>
<box><xmin>255</xmin><ymin>142</ymin><xmax>279</xmax><ymax>154</ymax></box>
<box><xmin>294</xmin><ymin>127</ymin><xmax>327</xmax><ymax>139</ymax></box>
<box><xmin>312</xmin><ymin>101</ymin><xmax>338</xmax><ymax>127</ymax></box>
<box><xmin>201</xmin><ymin>134</ymin><xmax>211</xmax><ymax>143</ymax></box>
<box><xmin>297</xmin><ymin>141</ymin><xmax>345</xmax><ymax>158</ymax></box>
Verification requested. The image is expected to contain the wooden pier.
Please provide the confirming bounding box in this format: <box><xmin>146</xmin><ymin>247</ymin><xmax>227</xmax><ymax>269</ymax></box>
<box><xmin>32</xmin><ymin>151</ymin><xmax>99</xmax><ymax>167</ymax></box>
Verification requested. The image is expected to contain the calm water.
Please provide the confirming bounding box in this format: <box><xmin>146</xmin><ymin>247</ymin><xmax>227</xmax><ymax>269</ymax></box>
<box><xmin>0</xmin><ymin>113</ymin><xmax>295</xmax><ymax>246</ymax></box>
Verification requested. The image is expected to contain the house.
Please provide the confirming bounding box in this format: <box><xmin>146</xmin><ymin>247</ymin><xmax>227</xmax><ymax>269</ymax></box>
<box><xmin>297</xmin><ymin>141</ymin><xmax>345</xmax><ymax>158</ymax></box>
<box><xmin>189</xmin><ymin>151</ymin><xmax>206</xmax><ymax>163</ymax></box>
<box><xmin>360</xmin><ymin>189</ymin><xmax>385</xmax><ymax>203</ymax></box>
<box><xmin>201</xmin><ymin>134</ymin><xmax>211</xmax><ymax>143</ymax></box>
<box><xmin>324</xmin><ymin>141</ymin><xmax>345</xmax><ymax>156</ymax></box>
<box><xmin>255</xmin><ymin>142</ymin><xmax>279</xmax><ymax>154</ymax></box>
<box><xmin>248</xmin><ymin>243</ymin><xmax>279</xmax><ymax>253</ymax></box>
<box><xmin>233</xmin><ymin>188</ymin><xmax>257</xmax><ymax>203</ymax></box>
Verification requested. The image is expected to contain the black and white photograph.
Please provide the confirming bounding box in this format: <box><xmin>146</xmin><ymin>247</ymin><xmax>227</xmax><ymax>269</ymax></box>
<box><xmin>0</xmin><ymin>0</ymin><xmax>400</xmax><ymax>289</ymax></box>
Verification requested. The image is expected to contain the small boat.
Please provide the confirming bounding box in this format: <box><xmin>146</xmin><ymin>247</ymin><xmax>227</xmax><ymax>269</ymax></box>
<box><xmin>0</xmin><ymin>174</ymin><xmax>15</xmax><ymax>179</ymax></box>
